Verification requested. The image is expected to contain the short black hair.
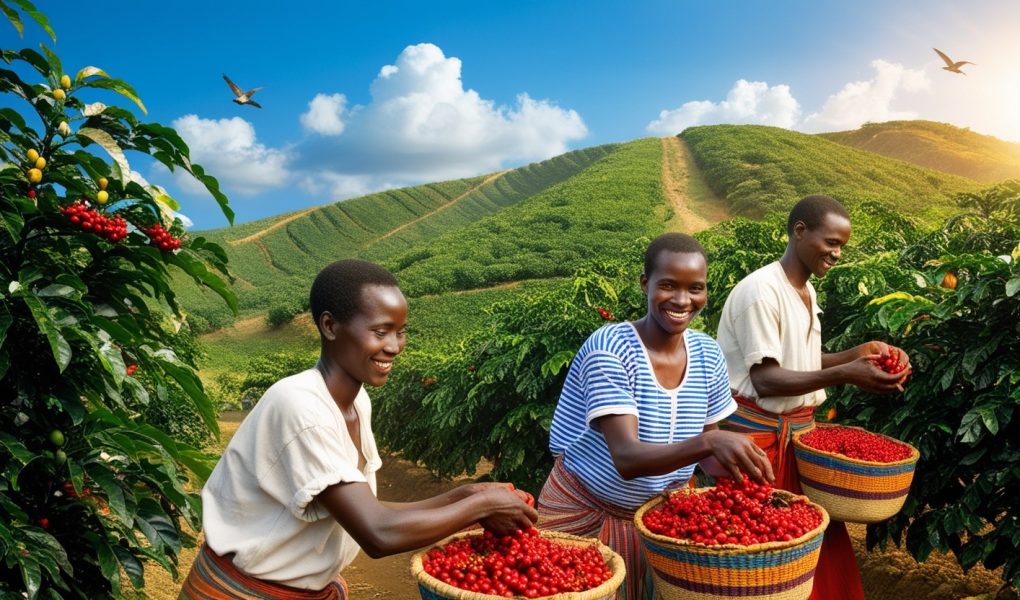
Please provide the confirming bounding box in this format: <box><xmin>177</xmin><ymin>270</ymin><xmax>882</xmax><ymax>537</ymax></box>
<box><xmin>644</xmin><ymin>233</ymin><xmax>706</xmax><ymax>276</ymax></box>
<box><xmin>309</xmin><ymin>259</ymin><xmax>400</xmax><ymax>329</ymax></box>
<box><xmin>787</xmin><ymin>195</ymin><xmax>850</xmax><ymax>236</ymax></box>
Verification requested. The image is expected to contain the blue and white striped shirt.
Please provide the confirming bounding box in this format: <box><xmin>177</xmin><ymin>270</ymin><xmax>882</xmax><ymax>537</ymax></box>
<box><xmin>549</xmin><ymin>322</ymin><xmax>736</xmax><ymax>509</ymax></box>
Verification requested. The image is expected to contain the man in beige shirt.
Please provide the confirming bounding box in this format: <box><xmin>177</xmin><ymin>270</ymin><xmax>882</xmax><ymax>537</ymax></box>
<box><xmin>716</xmin><ymin>195</ymin><xmax>910</xmax><ymax>600</ymax></box>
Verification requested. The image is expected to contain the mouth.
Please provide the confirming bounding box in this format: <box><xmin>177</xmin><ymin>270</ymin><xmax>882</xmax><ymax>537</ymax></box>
<box><xmin>372</xmin><ymin>359</ymin><xmax>393</xmax><ymax>374</ymax></box>
<box><xmin>663</xmin><ymin>308</ymin><xmax>692</xmax><ymax>323</ymax></box>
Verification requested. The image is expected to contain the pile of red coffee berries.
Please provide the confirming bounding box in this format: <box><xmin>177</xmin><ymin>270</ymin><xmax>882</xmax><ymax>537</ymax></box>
<box><xmin>142</xmin><ymin>223</ymin><xmax>182</xmax><ymax>252</ymax></box>
<box><xmin>596</xmin><ymin>306</ymin><xmax>616</xmax><ymax>321</ymax></box>
<box><xmin>422</xmin><ymin>528</ymin><xmax>613</xmax><ymax>597</ymax></box>
<box><xmin>873</xmin><ymin>346</ymin><xmax>908</xmax><ymax>376</ymax></box>
<box><xmin>60</xmin><ymin>201</ymin><xmax>128</xmax><ymax>242</ymax></box>
<box><xmin>642</xmin><ymin>475</ymin><xmax>823</xmax><ymax>546</ymax></box>
<box><xmin>799</xmin><ymin>426</ymin><xmax>913</xmax><ymax>462</ymax></box>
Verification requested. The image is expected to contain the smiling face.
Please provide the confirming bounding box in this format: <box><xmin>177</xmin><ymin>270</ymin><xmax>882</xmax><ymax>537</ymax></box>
<box><xmin>793</xmin><ymin>212</ymin><xmax>852</xmax><ymax>278</ymax></box>
<box><xmin>640</xmin><ymin>250</ymin><xmax>708</xmax><ymax>336</ymax></box>
<box><xmin>322</xmin><ymin>284</ymin><xmax>408</xmax><ymax>388</ymax></box>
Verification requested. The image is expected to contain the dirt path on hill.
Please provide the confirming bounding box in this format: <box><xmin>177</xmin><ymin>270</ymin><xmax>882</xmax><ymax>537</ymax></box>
<box><xmin>375</xmin><ymin>170</ymin><xmax>508</xmax><ymax>243</ymax></box>
<box><xmin>660</xmin><ymin>136</ymin><xmax>732</xmax><ymax>233</ymax></box>
<box><xmin>229</xmin><ymin>207</ymin><xmax>320</xmax><ymax>246</ymax></box>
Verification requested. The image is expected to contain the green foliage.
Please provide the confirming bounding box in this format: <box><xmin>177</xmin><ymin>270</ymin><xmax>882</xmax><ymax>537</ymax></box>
<box><xmin>373</xmin><ymin>248</ymin><xmax>653</xmax><ymax>493</ymax></box>
<box><xmin>177</xmin><ymin>145</ymin><xmax>618</xmax><ymax>330</ymax></box>
<box><xmin>213</xmin><ymin>350</ymin><xmax>318</xmax><ymax>411</ymax></box>
<box><xmin>389</xmin><ymin>139</ymin><xmax>668</xmax><ymax>296</ymax></box>
<box><xmin>0</xmin><ymin>6</ymin><xmax>234</xmax><ymax>597</ymax></box>
<box><xmin>680</xmin><ymin>124</ymin><xmax>979</xmax><ymax>222</ymax></box>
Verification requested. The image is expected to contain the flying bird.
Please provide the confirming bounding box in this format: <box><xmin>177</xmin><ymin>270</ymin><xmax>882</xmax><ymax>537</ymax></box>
<box><xmin>223</xmin><ymin>74</ymin><xmax>263</xmax><ymax>108</ymax></box>
<box><xmin>933</xmin><ymin>48</ymin><xmax>975</xmax><ymax>75</ymax></box>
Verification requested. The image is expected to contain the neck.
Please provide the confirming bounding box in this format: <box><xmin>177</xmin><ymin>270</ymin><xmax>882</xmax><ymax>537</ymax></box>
<box><xmin>316</xmin><ymin>355</ymin><xmax>360</xmax><ymax>409</ymax></box>
<box><xmin>779</xmin><ymin>246</ymin><xmax>810</xmax><ymax>289</ymax></box>
<box><xmin>633</xmin><ymin>317</ymin><xmax>685</xmax><ymax>354</ymax></box>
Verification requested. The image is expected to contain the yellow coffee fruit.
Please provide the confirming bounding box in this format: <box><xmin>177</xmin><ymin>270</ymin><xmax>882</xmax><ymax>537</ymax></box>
<box><xmin>53</xmin><ymin>88</ymin><xmax>66</xmax><ymax>101</ymax></box>
<box><xmin>34</xmin><ymin>156</ymin><xmax>46</xmax><ymax>170</ymax></box>
<box><xmin>98</xmin><ymin>177</ymin><xmax>108</xmax><ymax>190</ymax></box>
<box><xmin>97</xmin><ymin>190</ymin><xmax>109</xmax><ymax>204</ymax></box>
<box><xmin>58</xmin><ymin>121</ymin><xmax>70</xmax><ymax>137</ymax></box>
<box><xmin>27</xmin><ymin>168</ymin><xmax>42</xmax><ymax>183</ymax></box>
<box><xmin>60</xmin><ymin>74</ymin><xmax>71</xmax><ymax>89</ymax></box>
<box><xmin>27</xmin><ymin>149</ymin><xmax>40</xmax><ymax>163</ymax></box>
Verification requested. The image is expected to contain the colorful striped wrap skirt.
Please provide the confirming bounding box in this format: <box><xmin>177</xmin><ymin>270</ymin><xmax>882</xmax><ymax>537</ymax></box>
<box><xmin>537</xmin><ymin>455</ymin><xmax>672</xmax><ymax>600</ymax></box>
<box><xmin>178</xmin><ymin>543</ymin><xmax>348</xmax><ymax>600</ymax></box>
<box><xmin>722</xmin><ymin>395</ymin><xmax>866</xmax><ymax>600</ymax></box>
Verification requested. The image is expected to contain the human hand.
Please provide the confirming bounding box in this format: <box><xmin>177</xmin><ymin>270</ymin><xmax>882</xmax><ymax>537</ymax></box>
<box><xmin>844</xmin><ymin>352</ymin><xmax>908</xmax><ymax>394</ymax></box>
<box><xmin>703</xmin><ymin>430</ymin><xmax>774</xmax><ymax>484</ymax></box>
<box><xmin>477</xmin><ymin>487</ymin><xmax>539</xmax><ymax>536</ymax></box>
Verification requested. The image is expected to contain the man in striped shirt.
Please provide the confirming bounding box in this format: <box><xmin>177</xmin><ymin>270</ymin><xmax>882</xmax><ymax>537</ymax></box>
<box><xmin>537</xmin><ymin>233</ymin><xmax>773</xmax><ymax>600</ymax></box>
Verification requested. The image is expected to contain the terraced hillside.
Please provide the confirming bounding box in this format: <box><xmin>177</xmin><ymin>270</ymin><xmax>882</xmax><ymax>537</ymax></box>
<box><xmin>821</xmin><ymin>120</ymin><xmax>1020</xmax><ymax>183</ymax></box>
<box><xmin>682</xmin><ymin>124</ymin><xmax>981</xmax><ymax>222</ymax></box>
<box><xmin>178</xmin><ymin>144</ymin><xmax>619</xmax><ymax>330</ymax></box>
<box><xmin>183</xmin><ymin>123</ymin><xmax>990</xmax><ymax>334</ymax></box>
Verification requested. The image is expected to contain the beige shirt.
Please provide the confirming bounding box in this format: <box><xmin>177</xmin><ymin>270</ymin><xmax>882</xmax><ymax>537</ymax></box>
<box><xmin>202</xmin><ymin>369</ymin><xmax>381</xmax><ymax>589</ymax></box>
<box><xmin>716</xmin><ymin>261</ymin><xmax>826</xmax><ymax>414</ymax></box>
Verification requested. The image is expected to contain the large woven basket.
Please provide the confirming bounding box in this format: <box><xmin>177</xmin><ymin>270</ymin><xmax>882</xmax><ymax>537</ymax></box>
<box><xmin>410</xmin><ymin>529</ymin><xmax>626</xmax><ymax>600</ymax></box>
<box><xmin>634</xmin><ymin>489</ymin><xmax>829</xmax><ymax>600</ymax></box>
<box><xmin>792</xmin><ymin>424</ymin><xmax>919</xmax><ymax>524</ymax></box>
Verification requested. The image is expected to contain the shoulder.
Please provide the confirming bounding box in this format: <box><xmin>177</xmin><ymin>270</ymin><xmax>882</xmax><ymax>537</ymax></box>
<box><xmin>581</xmin><ymin>322</ymin><xmax>636</xmax><ymax>353</ymax></box>
<box><xmin>257</xmin><ymin>369</ymin><xmax>339</xmax><ymax>429</ymax></box>
<box><xmin>686</xmin><ymin>330</ymin><xmax>724</xmax><ymax>361</ymax></box>
<box><xmin>725</xmin><ymin>263</ymin><xmax>783</xmax><ymax>307</ymax></box>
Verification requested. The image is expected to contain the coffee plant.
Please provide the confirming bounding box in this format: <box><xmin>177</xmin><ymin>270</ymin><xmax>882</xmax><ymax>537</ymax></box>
<box><xmin>1</xmin><ymin>3</ymin><xmax>236</xmax><ymax>597</ymax></box>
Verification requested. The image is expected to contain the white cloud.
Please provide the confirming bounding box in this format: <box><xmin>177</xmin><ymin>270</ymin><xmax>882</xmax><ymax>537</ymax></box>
<box><xmin>300</xmin><ymin>93</ymin><xmax>348</xmax><ymax>135</ymax></box>
<box><xmin>646</xmin><ymin>80</ymin><xmax>801</xmax><ymax>135</ymax></box>
<box><xmin>297</xmin><ymin>43</ymin><xmax>588</xmax><ymax>188</ymax></box>
<box><xmin>646</xmin><ymin>60</ymin><xmax>933</xmax><ymax>136</ymax></box>
<box><xmin>800</xmin><ymin>60</ymin><xmax>930</xmax><ymax>132</ymax></box>
<box><xmin>171</xmin><ymin>115</ymin><xmax>289</xmax><ymax>196</ymax></box>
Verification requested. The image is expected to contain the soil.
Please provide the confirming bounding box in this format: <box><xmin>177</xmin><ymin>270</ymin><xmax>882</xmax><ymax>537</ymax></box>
<box><xmin>145</xmin><ymin>413</ymin><xmax>1015</xmax><ymax>600</ymax></box>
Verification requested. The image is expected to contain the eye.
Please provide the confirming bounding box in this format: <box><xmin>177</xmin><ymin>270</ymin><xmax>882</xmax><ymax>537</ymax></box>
<box><xmin>374</xmin><ymin>330</ymin><xmax>387</xmax><ymax>338</ymax></box>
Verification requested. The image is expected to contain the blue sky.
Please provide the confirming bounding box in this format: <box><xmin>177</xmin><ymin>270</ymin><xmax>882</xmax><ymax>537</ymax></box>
<box><xmin>10</xmin><ymin>0</ymin><xmax>1020</xmax><ymax>228</ymax></box>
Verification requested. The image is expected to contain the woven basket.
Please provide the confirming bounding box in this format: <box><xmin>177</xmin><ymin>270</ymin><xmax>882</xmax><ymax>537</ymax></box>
<box><xmin>792</xmin><ymin>424</ymin><xmax>919</xmax><ymax>524</ymax></box>
<box><xmin>410</xmin><ymin>530</ymin><xmax>626</xmax><ymax>600</ymax></box>
<box><xmin>634</xmin><ymin>489</ymin><xmax>829</xmax><ymax>600</ymax></box>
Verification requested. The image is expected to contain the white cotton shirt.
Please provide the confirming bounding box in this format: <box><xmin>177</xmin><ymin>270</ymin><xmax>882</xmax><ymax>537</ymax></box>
<box><xmin>202</xmin><ymin>368</ymin><xmax>381</xmax><ymax>590</ymax></box>
<box><xmin>716</xmin><ymin>261</ymin><xmax>826</xmax><ymax>414</ymax></box>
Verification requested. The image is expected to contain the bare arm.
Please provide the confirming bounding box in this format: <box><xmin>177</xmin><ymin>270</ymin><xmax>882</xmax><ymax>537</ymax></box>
<box><xmin>317</xmin><ymin>482</ymin><xmax>537</xmax><ymax>559</ymax></box>
<box><xmin>596</xmin><ymin>415</ymin><xmax>773</xmax><ymax>483</ymax></box>
<box><xmin>750</xmin><ymin>343</ymin><xmax>909</xmax><ymax>398</ymax></box>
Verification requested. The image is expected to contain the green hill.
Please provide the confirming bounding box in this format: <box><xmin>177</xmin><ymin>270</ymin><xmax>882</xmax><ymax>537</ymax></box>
<box><xmin>179</xmin><ymin>144</ymin><xmax>620</xmax><ymax>330</ymax></box>
<box><xmin>184</xmin><ymin>124</ymin><xmax>985</xmax><ymax>337</ymax></box>
<box><xmin>819</xmin><ymin>120</ymin><xmax>1020</xmax><ymax>183</ymax></box>
<box><xmin>681</xmin><ymin>124</ymin><xmax>981</xmax><ymax>221</ymax></box>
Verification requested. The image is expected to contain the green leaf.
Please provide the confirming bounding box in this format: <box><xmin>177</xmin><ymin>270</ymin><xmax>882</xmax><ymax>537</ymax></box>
<box><xmin>152</xmin><ymin>350</ymin><xmax>219</xmax><ymax>436</ymax></box>
<box><xmin>74</xmin><ymin>65</ymin><xmax>108</xmax><ymax>84</ymax></box>
<box><xmin>84</xmin><ymin>463</ymin><xmax>128</xmax><ymax>522</ymax></box>
<box><xmin>0</xmin><ymin>432</ymin><xmax>34</xmax><ymax>464</ymax></box>
<box><xmin>19</xmin><ymin>555</ymin><xmax>42</xmax><ymax>599</ymax></box>
<box><xmin>17</xmin><ymin>289</ymin><xmax>72</xmax><ymax>371</ymax></box>
<box><xmin>9</xmin><ymin>0</ymin><xmax>55</xmax><ymax>40</ymax></box>
<box><xmin>39</xmin><ymin>42</ymin><xmax>61</xmax><ymax>82</ymax></box>
<box><xmin>82</xmin><ymin>76</ymin><xmax>147</xmax><ymax>114</ymax></box>
<box><xmin>1</xmin><ymin>3</ymin><xmax>24</xmax><ymax>36</ymax></box>
<box><xmin>135</xmin><ymin>498</ymin><xmax>181</xmax><ymax>554</ymax></box>
<box><xmin>76</xmin><ymin>127</ymin><xmax>130</xmax><ymax>177</ymax></box>
<box><xmin>169</xmin><ymin>249</ymin><xmax>238</xmax><ymax>315</ymax></box>
<box><xmin>1006</xmin><ymin>276</ymin><xmax>1020</xmax><ymax>298</ymax></box>
<box><xmin>22</xmin><ymin>529</ymin><xmax>73</xmax><ymax>577</ymax></box>
<box><xmin>36</xmin><ymin>283</ymin><xmax>78</xmax><ymax>299</ymax></box>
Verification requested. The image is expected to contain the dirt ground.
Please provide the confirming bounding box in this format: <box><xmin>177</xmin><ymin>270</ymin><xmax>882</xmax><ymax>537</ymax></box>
<box><xmin>146</xmin><ymin>413</ymin><xmax>1015</xmax><ymax>599</ymax></box>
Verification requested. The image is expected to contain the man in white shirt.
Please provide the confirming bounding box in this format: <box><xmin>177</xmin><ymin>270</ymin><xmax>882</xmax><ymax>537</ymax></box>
<box><xmin>716</xmin><ymin>195</ymin><xmax>910</xmax><ymax>600</ymax></box>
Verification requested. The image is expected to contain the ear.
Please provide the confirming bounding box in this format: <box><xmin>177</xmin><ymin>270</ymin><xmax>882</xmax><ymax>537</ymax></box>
<box><xmin>640</xmin><ymin>273</ymin><xmax>649</xmax><ymax>295</ymax></box>
<box><xmin>792</xmin><ymin>221</ymin><xmax>808</xmax><ymax>241</ymax></box>
<box><xmin>319</xmin><ymin>311</ymin><xmax>339</xmax><ymax>341</ymax></box>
